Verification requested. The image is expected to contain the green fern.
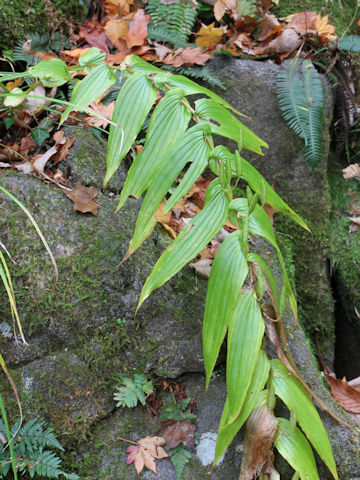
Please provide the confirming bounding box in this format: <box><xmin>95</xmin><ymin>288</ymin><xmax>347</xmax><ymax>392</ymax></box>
<box><xmin>113</xmin><ymin>373</ymin><xmax>154</xmax><ymax>408</ymax></box>
<box><xmin>13</xmin><ymin>33</ymin><xmax>70</xmax><ymax>66</ymax></box>
<box><xmin>160</xmin><ymin>64</ymin><xmax>224</xmax><ymax>88</ymax></box>
<box><xmin>236</xmin><ymin>0</ymin><xmax>257</xmax><ymax>18</ymax></box>
<box><xmin>146</xmin><ymin>0</ymin><xmax>197</xmax><ymax>47</ymax></box>
<box><xmin>338</xmin><ymin>35</ymin><xmax>360</xmax><ymax>53</ymax></box>
<box><xmin>277</xmin><ymin>58</ymin><xmax>324</xmax><ymax>168</ymax></box>
<box><xmin>169</xmin><ymin>445</ymin><xmax>192</xmax><ymax>479</ymax></box>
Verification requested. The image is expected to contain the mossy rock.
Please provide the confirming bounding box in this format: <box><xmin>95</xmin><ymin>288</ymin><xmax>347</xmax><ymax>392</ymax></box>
<box><xmin>0</xmin><ymin>0</ymin><xmax>87</xmax><ymax>52</ymax></box>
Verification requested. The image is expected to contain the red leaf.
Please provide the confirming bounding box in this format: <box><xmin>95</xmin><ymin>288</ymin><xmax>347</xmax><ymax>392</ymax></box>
<box><xmin>325</xmin><ymin>374</ymin><xmax>360</xmax><ymax>413</ymax></box>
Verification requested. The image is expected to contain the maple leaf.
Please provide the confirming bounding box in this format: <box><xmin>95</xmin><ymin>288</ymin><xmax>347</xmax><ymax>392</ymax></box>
<box><xmin>157</xmin><ymin>419</ymin><xmax>196</xmax><ymax>449</ymax></box>
<box><xmin>196</xmin><ymin>23</ymin><xmax>223</xmax><ymax>48</ymax></box>
<box><xmin>126</xmin><ymin>9</ymin><xmax>149</xmax><ymax>48</ymax></box>
<box><xmin>85</xmin><ymin>101</ymin><xmax>115</xmax><ymax>129</ymax></box>
<box><xmin>125</xmin><ymin>436</ymin><xmax>168</xmax><ymax>474</ymax></box>
<box><xmin>64</xmin><ymin>182</ymin><xmax>98</xmax><ymax>215</ymax></box>
<box><xmin>315</xmin><ymin>14</ymin><xmax>337</xmax><ymax>43</ymax></box>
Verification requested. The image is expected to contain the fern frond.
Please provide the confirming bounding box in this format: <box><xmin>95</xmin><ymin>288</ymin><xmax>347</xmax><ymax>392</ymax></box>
<box><xmin>277</xmin><ymin>59</ymin><xmax>323</xmax><ymax>168</ymax></box>
<box><xmin>236</xmin><ymin>0</ymin><xmax>257</xmax><ymax>18</ymax></box>
<box><xmin>338</xmin><ymin>35</ymin><xmax>360</xmax><ymax>53</ymax></box>
<box><xmin>147</xmin><ymin>26</ymin><xmax>188</xmax><ymax>49</ymax></box>
<box><xmin>169</xmin><ymin>445</ymin><xmax>192</xmax><ymax>479</ymax></box>
<box><xmin>160</xmin><ymin>65</ymin><xmax>224</xmax><ymax>88</ymax></box>
<box><xmin>15</xmin><ymin>419</ymin><xmax>63</xmax><ymax>453</ymax></box>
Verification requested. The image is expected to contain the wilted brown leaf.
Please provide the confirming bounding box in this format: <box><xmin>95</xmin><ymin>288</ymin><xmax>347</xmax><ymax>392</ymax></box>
<box><xmin>52</xmin><ymin>137</ymin><xmax>75</xmax><ymax>165</ymax></box>
<box><xmin>163</xmin><ymin>46</ymin><xmax>211</xmax><ymax>67</ymax></box>
<box><xmin>325</xmin><ymin>374</ymin><xmax>360</xmax><ymax>414</ymax></box>
<box><xmin>157</xmin><ymin>419</ymin><xmax>196</xmax><ymax>449</ymax></box>
<box><xmin>262</xmin><ymin>203</ymin><xmax>279</xmax><ymax>225</ymax></box>
<box><xmin>125</xmin><ymin>436</ymin><xmax>168</xmax><ymax>474</ymax></box>
<box><xmin>104</xmin><ymin>18</ymin><xmax>129</xmax><ymax>49</ymax></box>
<box><xmin>254</xmin><ymin>27</ymin><xmax>301</xmax><ymax>55</ymax></box>
<box><xmin>256</xmin><ymin>13</ymin><xmax>282</xmax><ymax>41</ymax></box>
<box><xmin>189</xmin><ymin>258</ymin><xmax>213</xmax><ymax>278</ymax></box>
<box><xmin>343</xmin><ymin>163</ymin><xmax>360</xmax><ymax>181</ymax></box>
<box><xmin>64</xmin><ymin>182</ymin><xmax>98</xmax><ymax>215</ymax></box>
<box><xmin>105</xmin><ymin>0</ymin><xmax>133</xmax><ymax>16</ymax></box>
<box><xmin>155</xmin><ymin>201</ymin><xmax>178</xmax><ymax>238</ymax></box>
<box><xmin>195</xmin><ymin>23</ymin><xmax>224</xmax><ymax>48</ymax></box>
<box><xmin>286</xmin><ymin>11</ymin><xmax>317</xmax><ymax>36</ymax></box>
<box><xmin>127</xmin><ymin>9</ymin><xmax>149</xmax><ymax>48</ymax></box>
<box><xmin>239</xmin><ymin>404</ymin><xmax>278</xmax><ymax>480</ymax></box>
<box><xmin>77</xmin><ymin>27</ymin><xmax>110</xmax><ymax>53</ymax></box>
<box><xmin>32</xmin><ymin>145</ymin><xmax>58</xmax><ymax>173</ymax></box>
<box><xmin>19</xmin><ymin>136</ymin><xmax>36</xmax><ymax>156</ymax></box>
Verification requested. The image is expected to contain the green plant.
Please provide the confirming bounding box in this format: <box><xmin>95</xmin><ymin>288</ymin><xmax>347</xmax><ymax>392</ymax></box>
<box><xmin>113</xmin><ymin>373</ymin><xmax>154</xmax><ymax>408</ymax></box>
<box><xmin>0</xmin><ymin>52</ymin><xmax>341</xmax><ymax>478</ymax></box>
<box><xmin>160</xmin><ymin>397</ymin><xmax>196</xmax><ymax>423</ymax></box>
<box><xmin>168</xmin><ymin>445</ymin><xmax>192</xmax><ymax>480</ymax></box>
<box><xmin>0</xmin><ymin>415</ymin><xmax>79</xmax><ymax>479</ymax></box>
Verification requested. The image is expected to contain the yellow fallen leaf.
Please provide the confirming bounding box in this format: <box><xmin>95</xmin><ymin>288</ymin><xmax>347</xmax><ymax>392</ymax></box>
<box><xmin>195</xmin><ymin>23</ymin><xmax>224</xmax><ymax>48</ymax></box>
<box><xmin>315</xmin><ymin>14</ymin><xmax>337</xmax><ymax>42</ymax></box>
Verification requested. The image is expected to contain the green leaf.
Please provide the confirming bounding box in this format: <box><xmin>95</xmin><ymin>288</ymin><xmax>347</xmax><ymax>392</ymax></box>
<box><xmin>31</xmin><ymin>126</ymin><xmax>50</xmax><ymax>146</ymax></box>
<box><xmin>214</xmin><ymin>350</ymin><xmax>269</xmax><ymax>464</ymax></box>
<box><xmin>103</xmin><ymin>73</ymin><xmax>157</xmax><ymax>188</ymax></box>
<box><xmin>137</xmin><ymin>179</ymin><xmax>230</xmax><ymax>309</ymax></box>
<box><xmin>122</xmin><ymin>54</ymin><xmax>163</xmax><ymax>74</ymax></box>
<box><xmin>247</xmin><ymin>252</ymin><xmax>279</xmax><ymax>309</ymax></box>
<box><xmin>78</xmin><ymin>47</ymin><xmax>106</xmax><ymax>68</ymax></box>
<box><xmin>29</xmin><ymin>58</ymin><xmax>71</xmax><ymax>87</ymax></box>
<box><xmin>227</xmin><ymin>291</ymin><xmax>265</xmax><ymax>421</ymax></box>
<box><xmin>277</xmin><ymin>59</ymin><xmax>323</xmax><ymax>168</ymax></box>
<box><xmin>270</xmin><ymin>360</ymin><xmax>338</xmax><ymax>480</ymax></box>
<box><xmin>3</xmin><ymin>116</ymin><xmax>14</xmax><ymax>130</ymax></box>
<box><xmin>117</xmin><ymin>88</ymin><xmax>191</xmax><ymax>210</ymax></box>
<box><xmin>275</xmin><ymin>418</ymin><xmax>320</xmax><ymax>480</ymax></box>
<box><xmin>169</xmin><ymin>445</ymin><xmax>192</xmax><ymax>480</ymax></box>
<box><xmin>195</xmin><ymin>97</ymin><xmax>268</xmax><ymax>155</ymax></box>
<box><xmin>338</xmin><ymin>35</ymin><xmax>360</xmax><ymax>53</ymax></box>
<box><xmin>60</xmin><ymin>63</ymin><xmax>116</xmax><ymax>125</ymax></box>
<box><xmin>3</xmin><ymin>87</ymin><xmax>25</xmax><ymax>107</ymax></box>
<box><xmin>113</xmin><ymin>373</ymin><xmax>153</xmax><ymax>408</ymax></box>
<box><xmin>128</xmin><ymin>124</ymin><xmax>211</xmax><ymax>255</ymax></box>
<box><xmin>203</xmin><ymin>230</ymin><xmax>248</xmax><ymax>388</ymax></box>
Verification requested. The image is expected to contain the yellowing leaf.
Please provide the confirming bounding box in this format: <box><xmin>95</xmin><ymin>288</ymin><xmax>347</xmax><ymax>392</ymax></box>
<box><xmin>315</xmin><ymin>14</ymin><xmax>337</xmax><ymax>42</ymax></box>
<box><xmin>195</xmin><ymin>23</ymin><xmax>223</xmax><ymax>48</ymax></box>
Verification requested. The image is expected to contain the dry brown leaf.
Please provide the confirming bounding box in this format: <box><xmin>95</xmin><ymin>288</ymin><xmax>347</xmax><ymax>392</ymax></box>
<box><xmin>213</xmin><ymin>0</ymin><xmax>236</xmax><ymax>21</ymax></box>
<box><xmin>254</xmin><ymin>28</ymin><xmax>301</xmax><ymax>55</ymax></box>
<box><xmin>315</xmin><ymin>14</ymin><xmax>337</xmax><ymax>42</ymax></box>
<box><xmin>239</xmin><ymin>404</ymin><xmax>278</xmax><ymax>480</ymax></box>
<box><xmin>34</xmin><ymin>51</ymin><xmax>59</xmax><ymax>61</ymax></box>
<box><xmin>32</xmin><ymin>145</ymin><xmax>58</xmax><ymax>173</ymax></box>
<box><xmin>256</xmin><ymin>12</ymin><xmax>282</xmax><ymax>41</ymax></box>
<box><xmin>155</xmin><ymin>201</ymin><xmax>178</xmax><ymax>239</ymax></box>
<box><xmin>195</xmin><ymin>23</ymin><xmax>224</xmax><ymax>48</ymax></box>
<box><xmin>104</xmin><ymin>18</ymin><xmax>129</xmax><ymax>49</ymax></box>
<box><xmin>85</xmin><ymin>101</ymin><xmax>115</xmax><ymax>129</ymax></box>
<box><xmin>189</xmin><ymin>258</ymin><xmax>213</xmax><ymax>278</ymax></box>
<box><xmin>105</xmin><ymin>0</ymin><xmax>133</xmax><ymax>16</ymax></box>
<box><xmin>164</xmin><ymin>46</ymin><xmax>211</xmax><ymax>68</ymax></box>
<box><xmin>126</xmin><ymin>9</ymin><xmax>149</xmax><ymax>48</ymax></box>
<box><xmin>343</xmin><ymin>163</ymin><xmax>360</xmax><ymax>181</ymax></box>
<box><xmin>262</xmin><ymin>203</ymin><xmax>279</xmax><ymax>225</ymax></box>
<box><xmin>61</xmin><ymin>48</ymin><xmax>91</xmax><ymax>59</ymax></box>
<box><xmin>286</xmin><ymin>11</ymin><xmax>317</xmax><ymax>36</ymax></box>
<box><xmin>19</xmin><ymin>136</ymin><xmax>36</xmax><ymax>155</ymax></box>
<box><xmin>154</xmin><ymin>43</ymin><xmax>173</xmax><ymax>61</ymax></box>
<box><xmin>24</xmin><ymin>85</ymin><xmax>49</xmax><ymax>114</ymax></box>
<box><xmin>157</xmin><ymin>419</ymin><xmax>196</xmax><ymax>449</ymax></box>
<box><xmin>52</xmin><ymin>137</ymin><xmax>75</xmax><ymax>165</ymax></box>
<box><xmin>233</xmin><ymin>32</ymin><xmax>254</xmax><ymax>54</ymax></box>
<box><xmin>126</xmin><ymin>436</ymin><xmax>168</xmax><ymax>474</ymax></box>
<box><xmin>64</xmin><ymin>182</ymin><xmax>98</xmax><ymax>215</ymax></box>
<box><xmin>325</xmin><ymin>373</ymin><xmax>360</xmax><ymax>414</ymax></box>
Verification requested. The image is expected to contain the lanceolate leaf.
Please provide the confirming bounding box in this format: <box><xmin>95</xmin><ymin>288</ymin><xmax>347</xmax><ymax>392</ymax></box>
<box><xmin>270</xmin><ymin>360</ymin><xmax>338</xmax><ymax>480</ymax></box>
<box><xmin>247</xmin><ymin>252</ymin><xmax>279</xmax><ymax>308</ymax></box>
<box><xmin>103</xmin><ymin>73</ymin><xmax>157</xmax><ymax>188</ymax></box>
<box><xmin>275</xmin><ymin>418</ymin><xmax>320</xmax><ymax>480</ymax></box>
<box><xmin>214</xmin><ymin>350</ymin><xmax>269</xmax><ymax>465</ymax></box>
<box><xmin>128</xmin><ymin>124</ymin><xmax>212</xmax><ymax>255</ymax></box>
<box><xmin>117</xmin><ymin>89</ymin><xmax>191</xmax><ymax>210</ymax></box>
<box><xmin>203</xmin><ymin>230</ymin><xmax>248</xmax><ymax>388</ymax></box>
<box><xmin>137</xmin><ymin>180</ymin><xmax>229</xmax><ymax>310</ymax></box>
<box><xmin>195</xmin><ymin>98</ymin><xmax>268</xmax><ymax>155</ymax></box>
<box><xmin>60</xmin><ymin>63</ymin><xmax>116</xmax><ymax>124</ymax></box>
<box><xmin>29</xmin><ymin>58</ymin><xmax>71</xmax><ymax>87</ymax></box>
<box><xmin>227</xmin><ymin>292</ymin><xmax>265</xmax><ymax>422</ymax></box>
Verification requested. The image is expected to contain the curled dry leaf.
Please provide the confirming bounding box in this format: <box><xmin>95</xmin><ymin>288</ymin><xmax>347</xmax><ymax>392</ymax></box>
<box><xmin>126</xmin><ymin>436</ymin><xmax>168</xmax><ymax>474</ymax></box>
<box><xmin>213</xmin><ymin>0</ymin><xmax>236</xmax><ymax>22</ymax></box>
<box><xmin>104</xmin><ymin>18</ymin><xmax>129</xmax><ymax>50</ymax></box>
<box><xmin>157</xmin><ymin>419</ymin><xmax>196</xmax><ymax>449</ymax></box>
<box><xmin>254</xmin><ymin>27</ymin><xmax>301</xmax><ymax>55</ymax></box>
<box><xmin>64</xmin><ymin>182</ymin><xmax>98</xmax><ymax>215</ymax></box>
<box><xmin>343</xmin><ymin>163</ymin><xmax>360</xmax><ymax>181</ymax></box>
<box><xmin>86</xmin><ymin>101</ymin><xmax>115</xmax><ymax>129</ymax></box>
<box><xmin>324</xmin><ymin>373</ymin><xmax>360</xmax><ymax>414</ymax></box>
<box><xmin>105</xmin><ymin>0</ymin><xmax>133</xmax><ymax>16</ymax></box>
<box><xmin>164</xmin><ymin>46</ymin><xmax>212</xmax><ymax>68</ymax></box>
<box><xmin>156</xmin><ymin>201</ymin><xmax>178</xmax><ymax>238</ymax></box>
<box><xmin>32</xmin><ymin>145</ymin><xmax>58</xmax><ymax>173</ymax></box>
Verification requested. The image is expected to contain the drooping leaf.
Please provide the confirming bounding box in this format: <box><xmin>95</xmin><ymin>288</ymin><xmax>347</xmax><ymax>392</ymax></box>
<box><xmin>247</xmin><ymin>252</ymin><xmax>280</xmax><ymax>309</ymax></box>
<box><xmin>103</xmin><ymin>73</ymin><xmax>157</xmax><ymax>188</ymax></box>
<box><xmin>277</xmin><ymin>59</ymin><xmax>323</xmax><ymax>168</ymax></box>
<box><xmin>227</xmin><ymin>291</ymin><xmax>265</xmax><ymax>421</ymax></box>
<box><xmin>270</xmin><ymin>360</ymin><xmax>338</xmax><ymax>480</ymax></box>
<box><xmin>137</xmin><ymin>180</ymin><xmax>230</xmax><ymax>310</ymax></box>
<box><xmin>29</xmin><ymin>58</ymin><xmax>71</xmax><ymax>87</ymax></box>
<box><xmin>214</xmin><ymin>350</ymin><xmax>269</xmax><ymax>464</ymax></box>
<box><xmin>127</xmin><ymin>124</ymin><xmax>211</xmax><ymax>255</ymax></box>
<box><xmin>60</xmin><ymin>63</ymin><xmax>116</xmax><ymax>125</ymax></box>
<box><xmin>275</xmin><ymin>418</ymin><xmax>320</xmax><ymax>480</ymax></box>
<box><xmin>117</xmin><ymin>89</ymin><xmax>191</xmax><ymax>210</ymax></box>
<box><xmin>203</xmin><ymin>230</ymin><xmax>248</xmax><ymax>388</ymax></box>
<box><xmin>195</xmin><ymin>98</ymin><xmax>268</xmax><ymax>154</ymax></box>
<box><xmin>324</xmin><ymin>374</ymin><xmax>360</xmax><ymax>414</ymax></box>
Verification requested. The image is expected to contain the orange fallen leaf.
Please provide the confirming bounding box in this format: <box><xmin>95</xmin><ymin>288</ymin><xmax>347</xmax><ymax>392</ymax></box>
<box><xmin>195</xmin><ymin>23</ymin><xmax>224</xmax><ymax>48</ymax></box>
<box><xmin>126</xmin><ymin>9</ymin><xmax>149</xmax><ymax>48</ymax></box>
<box><xmin>64</xmin><ymin>182</ymin><xmax>98</xmax><ymax>215</ymax></box>
<box><xmin>105</xmin><ymin>0</ymin><xmax>133</xmax><ymax>16</ymax></box>
<box><xmin>61</xmin><ymin>48</ymin><xmax>91</xmax><ymax>59</ymax></box>
<box><xmin>325</xmin><ymin>374</ymin><xmax>360</xmax><ymax>414</ymax></box>
<box><xmin>125</xmin><ymin>436</ymin><xmax>168</xmax><ymax>474</ymax></box>
<box><xmin>104</xmin><ymin>18</ymin><xmax>129</xmax><ymax>49</ymax></box>
<box><xmin>315</xmin><ymin>14</ymin><xmax>337</xmax><ymax>43</ymax></box>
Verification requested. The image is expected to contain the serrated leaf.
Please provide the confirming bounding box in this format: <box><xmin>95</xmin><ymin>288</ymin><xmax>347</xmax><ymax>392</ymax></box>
<box><xmin>275</xmin><ymin>418</ymin><xmax>320</xmax><ymax>480</ymax></box>
<box><xmin>60</xmin><ymin>63</ymin><xmax>116</xmax><ymax>125</ymax></box>
<box><xmin>103</xmin><ymin>73</ymin><xmax>157</xmax><ymax>188</ymax></box>
<box><xmin>203</xmin><ymin>230</ymin><xmax>248</xmax><ymax>388</ymax></box>
<box><xmin>117</xmin><ymin>88</ymin><xmax>191</xmax><ymax>210</ymax></box>
<box><xmin>195</xmin><ymin>98</ymin><xmax>268</xmax><ymax>155</ymax></box>
<box><xmin>214</xmin><ymin>350</ymin><xmax>269</xmax><ymax>464</ymax></box>
<box><xmin>29</xmin><ymin>58</ymin><xmax>71</xmax><ymax>87</ymax></box>
<box><xmin>270</xmin><ymin>360</ymin><xmax>338</xmax><ymax>480</ymax></box>
<box><xmin>227</xmin><ymin>291</ymin><xmax>265</xmax><ymax>421</ymax></box>
<box><xmin>127</xmin><ymin>124</ymin><xmax>211</xmax><ymax>255</ymax></box>
<box><xmin>169</xmin><ymin>445</ymin><xmax>192</xmax><ymax>480</ymax></box>
<box><xmin>137</xmin><ymin>180</ymin><xmax>230</xmax><ymax>310</ymax></box>
<box><xmin>114</xmin><ymin>374</ymin><xmax>153</xmax><ymax>408</ymax></box>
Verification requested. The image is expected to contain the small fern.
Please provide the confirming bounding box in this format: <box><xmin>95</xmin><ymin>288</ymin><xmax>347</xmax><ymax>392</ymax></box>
<box><xmin>236</xmin><ymin>0</ymin><xmax>257</xmax><ymax>18</ymax></box>
<box><xmin>277</xmin><ymin>58</ymin><xmax>324</xmax><ymax>168</ymax></box>
<box><xmin>338</xmin><ymin>35</ymin><xmax>360</xmax><ymax>53</ymax></box>
<box><xmin>0</xmin><ymin>418</ymin><xmax>78</xmax><ymax>479</ymax></box>
<box><xmin>113</xmin><ymin>373</ymin><xmax>154</xmax><ymax>408</ymax></box>
<box><xmin>169</xmin><ymin>445</ymin><xmax>192</xmax><ymax>479</ymax></box>
<box><xmin>13</xmin><ymin>33</ymin><xmax>70</xmax><ymax>66</ymax></box>
<box><xmin>160</xmin><ymin>64</ymin><xmax>224</xmax><ymax>88</ymax></box>
<box><xmin>146</xmin><ymin>0</ymin><xmax>197</xmax><ymax>47</ymax></box>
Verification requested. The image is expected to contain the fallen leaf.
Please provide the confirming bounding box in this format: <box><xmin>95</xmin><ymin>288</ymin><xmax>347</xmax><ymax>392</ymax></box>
<box><xmin>61</xmin><ymin>48</ymin><xmax>91</xmax><ymax>59</ymax></box>
<box><xmin>154</xmin><ymin>43</ymin><xmax>173</xmax><ymax>61</ymax></box>
<box><xmin>19</xmin><ymin>136</ymin><xmax>36</xmax><ymax>155</ymax></box>
<box><xmin>343</xmin><ymin>163</ymin><xmax>360</xmax><ymax>181</ymax></box>
<box><xmin>315</xmin><ymin>14</ymin><xmax>337</xmax><ymax>43</ymax></box>
<box><xmin>32</xmin><ymin>145</ymin><xmax>58</xmax><ymax>173</ymax></box>
<box><xmin>24</xmin><ymin>85</ymin><xmax>49</xmax><ymax>114</ymax></box>
<box><xmin>85</xmin><ymin>101</ymin><xmax>115</xmax><ymax>129</ymax></box>
<box><xmin>78</xmin><ymin>27</ymin><xmax>110</xmax><ymax>53</ymax></box>
<box><xmin>104</xmin><ymin>18</ymin><xmax>129</xmax><ymax>49</ymax></box>
<box><xmin>157</xmin><ymin>419</ymin><xmax>196</xmax><ymax>449</ymax></box>
<box><xmin>262</xmin><ymin>203</ymin><xmax>279</xmax><ymax>224</ymax></box>
<box><xmin>105</xmin><ymin>0</ymin><xmax>133</xmax><ymax>16</ymax></box>
<box><xmin>52</xmin><ymin>136</ymin><xmax>75</xmax><ymax>165</ymax></box>
<box><xmin>34</xmin><ymin>51</ymin><xmax>59</xmax><ymax>61</ymax></box>
<box><xmin>254</xmin><ymin>28</ymin><xmax>301</xmax><ymax>55</ymax></box>
<box><xmin>125</xmin><ymin>436</ymin><xmax>168</xmax><ymax>474</ymax></box>
<box><xmin>256</xmin><ymin>13</ymin><xmax>282</xmax><ymax>41</ymax></box>
<box><xmin>64</xmin><ymin>182</ymin><xmax>98</xmax><ymax>215</ymax></box>
<box><xmin>286</xmin><ymin>11</ymin><xmax>318</xmax><ymax>36</ymax></box>
<box><xmin>233</xmin><ymin>32</ymin><xmax>254</xmax><ymax>54</ymax></box>
<box><xmin>195</xmin><ymin>23</ymin><xmax>224</xmax><ymax>48</ymax></box>
<box><xmin>0</xmin><ymin>162</ymin><xmax>11</xmax><ymax>168</ymax></box>
<box><xmin>325</xmin><ymin>374</ymin><xmax>360</xmax><ymax>414</ymax></box>
<box><xmin>5</xmin><ymin>77</ymin><xmax>22</xmax><ymax>92</ymax></box>
<box><xmin>156</xmin><ymin>201</ymin><xmax>178</xmax><ymax>238</ymax></box>
<box><xmin>189</xmin><ymin>258</ymin><xmax>213</xmax><ymax>278</ymax></box>
<box><xmin>127</xmin><ymin>9</ymin><xmax>149</xmax><ymax>48</ymax></box>
<box><xmin>239</xmin><ymin>403</ymin><xmax>278</xmax><ymax>480</ymax></box>
<box><xmin>213</xmin><ymin>0</ymin><xmax>236</xmax><ymax>21</ymax></box>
